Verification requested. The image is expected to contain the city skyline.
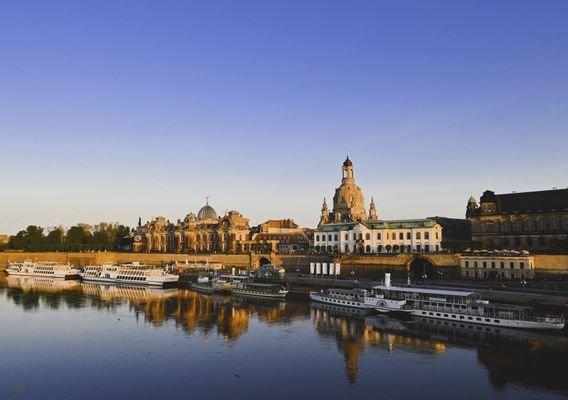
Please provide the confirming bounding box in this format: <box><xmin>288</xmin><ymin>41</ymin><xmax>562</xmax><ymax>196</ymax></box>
<box><xmin>2</xmin><ymin>1</ymin><xmax>568</xmax><ymax>234</ymax></box>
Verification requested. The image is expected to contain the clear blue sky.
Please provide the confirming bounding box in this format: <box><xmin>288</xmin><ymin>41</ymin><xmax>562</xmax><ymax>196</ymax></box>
<box><xmin>1</xmin><ymin>0</ymin><xmax>567</xmax><ymax>234</ymax></box>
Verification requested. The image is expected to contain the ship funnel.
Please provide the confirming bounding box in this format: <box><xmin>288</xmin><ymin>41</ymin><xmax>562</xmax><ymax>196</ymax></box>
<box><xmin>384</xmin><ymin>273</ymin><xmax>391</xmax><ymax>287</ymax></box>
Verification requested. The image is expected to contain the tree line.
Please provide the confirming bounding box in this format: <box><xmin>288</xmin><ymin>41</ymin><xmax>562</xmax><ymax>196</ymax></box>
<box><xmin>5</xmin><ymin>223</ymin><xmax>132</xmax><ymax>252</ymax></box>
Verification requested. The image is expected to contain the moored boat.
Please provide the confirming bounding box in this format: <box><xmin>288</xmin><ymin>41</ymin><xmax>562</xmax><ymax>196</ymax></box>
<box><xmin>309</xmin><ymin>288</ymin><xmax>380</xmax><ymax>310</ymax></box>
<box><xmin>232</xmin><ymin>281</ymin><xmax>288</xmax><ymax>299</ymax></box>
<box><xmin>6</xmin><ymin>261</ymin><xmax>80</xmax><ymax>279</ymax></box>
<box><xmin>80</xmin><ymin>262</ymin><xmax>179</xmax><ymax>287</ymax></box>
<box><xmin>371</xmin><ymin>273</ymin><xmax>565</xmax><ymax>330</ymax></box>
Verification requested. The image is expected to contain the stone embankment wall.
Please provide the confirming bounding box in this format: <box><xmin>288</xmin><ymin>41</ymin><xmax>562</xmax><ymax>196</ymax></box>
<box><xmin>1</xmin><ymin>252</ymin><xmax>566</xmax><ymax>276</ymax></box>
<box><xmin>533</xmin><ymin>255</ymin><xmax>568</xmax><ymax>275</ymax></box>
<box><xmin>0</xmin><ymin>252</ymin><xmax>253</xmax><ymax>268</ymax></box>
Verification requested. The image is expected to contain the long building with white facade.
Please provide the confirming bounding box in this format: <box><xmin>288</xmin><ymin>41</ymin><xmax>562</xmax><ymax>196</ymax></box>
<box><xmin>313</xmin><ymin>157</ymin><xmax>443</xmax><ymax>254</ymax></box>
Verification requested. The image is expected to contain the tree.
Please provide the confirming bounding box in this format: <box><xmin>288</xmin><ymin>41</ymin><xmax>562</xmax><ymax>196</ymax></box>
<box><xmin>46</xmin><ymin>227</ymin><xmax>65</xmax><ymax>251</ymax></box>
<box><xmin>66</xmin><ymin>225</ymin><xmax>91</xmax><ymax>251</ymax></box>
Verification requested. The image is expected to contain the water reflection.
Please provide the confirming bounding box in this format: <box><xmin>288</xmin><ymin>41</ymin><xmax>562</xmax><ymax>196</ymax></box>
<box><xmin>311</xmin><ymin>303</ymin><xmax>446</xmax><ymax>383</ymax></box>
<box><xmin>0</xmin><ymin>274</ymin><xmax>306</xmax><ymax>342</ymax></box>
<box><xmin>1</xmin><ymin>273</ymin><xmax>567</xmax><ymax>398</ymax></box>
<box><xmin>310</xmin><ymin>301</ymin><xmax>568</xmax><ymax>393</ymax></box>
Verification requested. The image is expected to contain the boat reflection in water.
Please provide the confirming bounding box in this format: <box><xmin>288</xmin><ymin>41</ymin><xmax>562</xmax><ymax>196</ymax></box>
<box><xmin>5</xmin><ymin>275</ymin><xmax>82</xmax><ymax>292</ymax></box>
<box><xmin>311</xmin><ymin>300</ymin><xmax>568</xmax><ymax>392</ymax></box>
<box><xmin>1</xmin><ymin>274</ymin><xmax>305</xmax><ymax>341</ymax></box>
<box><xmin>311</xmin><ymin>302</ymin><xmax>446</xmax><ymax>383</ymax></box>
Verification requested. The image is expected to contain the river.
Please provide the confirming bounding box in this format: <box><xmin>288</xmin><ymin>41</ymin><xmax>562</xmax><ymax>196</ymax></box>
<box><xmin>1</xmin><ymin>274</ymin><xmax>567</xmax><ymax>399</ymax></box>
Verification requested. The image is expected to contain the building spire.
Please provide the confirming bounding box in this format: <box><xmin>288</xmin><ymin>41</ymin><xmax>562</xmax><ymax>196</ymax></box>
<box><xmin>369</xmin><ymin>197</ymin><xmax>378</xmax><ymax>220</ymax></box>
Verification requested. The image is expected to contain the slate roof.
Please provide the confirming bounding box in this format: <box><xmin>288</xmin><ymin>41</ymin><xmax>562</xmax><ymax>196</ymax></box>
<box><xmin>481</xmin><ymin>188</ymin><xmax>568</xmax><ymax>213</ymax></box>
<box><xmin>317</xmin><ymin>219</ymin><xmax>437</xmax><ymax>231</ymax></box>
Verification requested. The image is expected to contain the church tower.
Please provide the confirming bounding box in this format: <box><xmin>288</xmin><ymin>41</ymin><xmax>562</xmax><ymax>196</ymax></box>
<box><xmin>369</xmin><ymin>197</ymin><xmax>378</xmax><ymax>220</ymax></box>
<box><xmin>332</xmin><ymin>156</ymin><xmax>367</xmax><ymax>223</ymax></box>
<box><xmin>466</xmin><ymin>195</ymin><xmax>478</xmax><ymax>219</ymax></box>
<box><xmin>319</xmin><ymin>198</ymin><xmax>330</xmax><ymax>225</ymax></box>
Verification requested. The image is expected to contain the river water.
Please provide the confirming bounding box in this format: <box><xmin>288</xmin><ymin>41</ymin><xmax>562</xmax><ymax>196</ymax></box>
<box><xmin>1</xmin><ymin>274</ymin><xmax>567</xmax><ymax>400</ymax></box>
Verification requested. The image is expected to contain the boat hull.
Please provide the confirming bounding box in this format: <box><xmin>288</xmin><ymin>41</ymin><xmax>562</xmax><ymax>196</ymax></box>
<box><xmin>81</xmin><ymin>276</ymin><xmax>178</xmax><ymax>287</ymax></box>
<box><xmin>309</xmin><ymin>292</ymin><xmax>373</xmax><ymax>310</ymax></box>
<box><xmin>410</xmin><ymin>309</ymin><xmax>565</xmax><ymax>330</ymax></box>
<box><xmin>6</xmin><ymin>270</ymin><xmax>79</xmax><ymax>280</ymax></box>
<box><xmin>232</xmin><ymin>289</ymin><xmax>287</xmax><ymax>299</ymax></box>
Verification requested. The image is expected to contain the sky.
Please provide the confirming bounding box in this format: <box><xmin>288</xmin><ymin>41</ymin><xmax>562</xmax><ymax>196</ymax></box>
<box><xmin>1</xmin><ymin>0</ymin><xmax>567</xmax><ymax>235</ymax></box>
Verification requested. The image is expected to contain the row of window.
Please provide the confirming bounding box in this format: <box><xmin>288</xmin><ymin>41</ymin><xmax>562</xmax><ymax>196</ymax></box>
<box><xmin>420</xmin><ymin>311</ymin><xmax>499</xmax><ymax>324</ymax></box>
<box><xmin>316</xmin><ymin>231</ymin><xmax>438</xmax><ymax>242</ymax></box>
<box><xmin>315</xmin><ymin>244</ymin><xmax>439</xmax><ymax>253</ymax></box>
<box><xmin>464</xmin><ymin>261</ymin><xmax>527</xmax><ymax>269</ymax></box>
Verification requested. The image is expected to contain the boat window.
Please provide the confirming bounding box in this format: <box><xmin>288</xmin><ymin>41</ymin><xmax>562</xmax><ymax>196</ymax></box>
<box><xmin>476</xmin><ymin>318</ymin><xmax>481</xmax><ymax>321</ymax></box>
<box><xmin>494</xmin><ymin>320</ymin><xmax>499</xmax><ymax>323</ymax></box>
<box><xmin>468</xmin><ymin>317</ymin><xmax>473</xmax><ymax>320</ymax></box>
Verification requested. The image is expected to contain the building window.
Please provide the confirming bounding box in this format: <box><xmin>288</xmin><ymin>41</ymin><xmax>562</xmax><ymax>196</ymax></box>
<box><xmin>365</xmin><ymin>233</ymin><xmax>370</xmax><ymax>240</ymax></box>
<box><xmin>436</xmin><ymin>232</ymin><xmax>439</xmax><ymax>239</ymax></box>
<box><xmin>328</xmin><ymin>234</ymin><xmax>332</xmax><ymax>241</ymax></box>
<box><xmin>520</xmin><ymin>262</ymin><xmax>524</xmax><ymax>269</ymax></box>
<box><xmin>491</xmin><ymin>262</ymin><xmax>495</xmax><ymax>269</ymax></box>
<box><xmin>500</xmin><ymin>262</ymin><xmax>504</xmax><ymax>269</ymax></box>
<box><xmin>315</xmin><ymin>235</ymin><xmax>319</xmax><ymax>242</ymax></box>
<box><xmin>483</xmin><ymin>262</ymin><xmax>487</xmax><ymax>268</ymax></box>
<box><xmin>425</xmin><ymin>232</ymin><xmax>430</xmax><ymax>240</ymax></box>
<box><xmin>377</xmin><ymin>233</ymin><xmax>381</xmax><ymax>240</ymax></box>
<box><xmin>416</xmin><ymin>232</ymin><xmax>421</xmax><ymax>240</ymax></box>
<box><xmin>510</xmin><ymin>262</ymin><xmax>515</xmax><ymax>269</ymax></box>
<box><xmin>465</xmin><ymin>261</ymin><xmax>469</xmax><ymax>268</ymax></box>
<box><xmin>474</xmin><ymin>261</ymin><xmax>478</xmax><ymax>268</ymax></box>
<box><xmin>407</xmin><ymin>232</ymin><xmax>411</xmax><ymax>240</ymax></box>
<box><xmin>334</xmin><ymin>234</ymin><xmax>338</xmax><ymax>241</ymax></box>
<box><xmin>399</xmin><ymin>232</ymin><xmax>403</xmax><ymax>240</ymax></box>
<box><xmin>416</xmin><ymin>245</ymin><xmax>421</xmax><ymax>252</ymax></box>
<box><xmin>377</xmin><ymin>245</ymin><xmax>383</xmax><ymax>252</ymax></box>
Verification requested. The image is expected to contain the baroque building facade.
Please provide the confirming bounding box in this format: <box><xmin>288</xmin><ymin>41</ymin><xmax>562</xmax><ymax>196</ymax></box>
<box><xmin>132</xmin><ymin>200</ymin><xmax>250</xmax><ymax>253</ymax></box>
<box><xmin>466</xmin><ymin>189</ymin><xmax>568</xmax><ymax>251</ymax></box>
<box><xmin>313</xmin><ymin>157</ymin><xmax>443</xmax><ymax>254</ymax></box>
<box><xmin>251</xmin><ymin>219</ymin><xmax>312</xmax><ymax>254</ymax></box>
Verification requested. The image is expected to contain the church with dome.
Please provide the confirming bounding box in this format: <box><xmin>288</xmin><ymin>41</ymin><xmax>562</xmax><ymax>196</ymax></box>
<box><xmin>132</xmin><ymin>199</ymin><xmax>251</xmax><ymax>253</ymax></box>
<box><xmin>314</xmin><ymin>157</ymin><xmax>443</xmax><ymax>254</ymax></box>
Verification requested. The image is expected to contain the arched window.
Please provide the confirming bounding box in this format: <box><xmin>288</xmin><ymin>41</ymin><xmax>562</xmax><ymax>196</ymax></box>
<box><xmin>365</xmin><ymin>245</ymin><xmax>371</xmax><ymax>253</ymax></box>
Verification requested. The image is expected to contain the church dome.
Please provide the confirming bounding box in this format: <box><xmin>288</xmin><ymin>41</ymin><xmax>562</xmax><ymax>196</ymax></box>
<box><xmin>343</xmin><ymin>156</ymin><xmax>353</xmax><ymax>167</ymax></box>
<box><xmin>198</xmin><ymin>204</ymin><xmax>218</xmax><ymax>220</ymax></box>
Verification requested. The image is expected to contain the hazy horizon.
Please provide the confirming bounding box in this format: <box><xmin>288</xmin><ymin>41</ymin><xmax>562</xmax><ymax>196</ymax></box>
<box><xmin>2</xmin><ymin>1</ymin><xmax>567</xmax><ymax>235</ymax></box>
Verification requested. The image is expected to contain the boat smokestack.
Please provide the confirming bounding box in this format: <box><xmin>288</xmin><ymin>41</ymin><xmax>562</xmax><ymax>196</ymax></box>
<box><xmin>385</xmin><ymin>273</ymin><xmax>391</xmax><ymax>287</ymax></box>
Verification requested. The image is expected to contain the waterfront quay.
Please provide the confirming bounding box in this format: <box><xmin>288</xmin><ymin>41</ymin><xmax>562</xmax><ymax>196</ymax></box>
<box><xmin>2</xmin><ymin>251</ymin><xmax>568</xmax><ymax>311</ymax></box>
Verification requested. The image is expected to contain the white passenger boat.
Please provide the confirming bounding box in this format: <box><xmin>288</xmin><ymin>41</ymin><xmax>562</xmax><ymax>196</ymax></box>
<box><xmin>371</xmin><ymin>273</ymin><xmax>565</xmax><ymax>330</ymax></box>
<box><xmin>80</xmin><ymin>262</ymin><xmax>179</xmax><ymax>287</ymax></box>
<box><xmin>309</xmin><ymin>288</ymin><xmax>381</xmax><ymax>310</ymax></box>
<box><xmin>6</xmin><ymin>261</ymin><xmax>80</xmax><ymax>279</ymax></box>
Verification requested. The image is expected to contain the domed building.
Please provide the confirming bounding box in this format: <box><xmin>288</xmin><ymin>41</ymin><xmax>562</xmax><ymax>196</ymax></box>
<box><xmin>132</xmin><ymin>198</ymin><xmax>251</xmax><ymax>253</ymax></box>
<box><xmin>314</xmin><ymin>157</ymin><xmax>443</xmax><ymax>254</ymax></box>
<box><xmin>197</xmin><ymin>200</ymin><xmax>218</xmax><ymax>220</ymax></box>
